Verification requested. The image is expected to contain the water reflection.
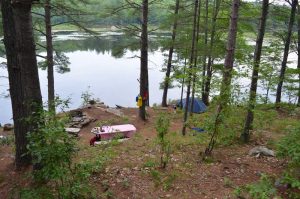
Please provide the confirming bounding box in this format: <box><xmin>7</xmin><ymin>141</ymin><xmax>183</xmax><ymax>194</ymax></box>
<box><xmin>0</xmin><ymin>33</ymin><xmax>179</xmax><ymax>124</ymax></box>
<box><xmin>51</xmin><ymin>33</ymin><xmax>162</xmax><ymax>57</ymax></box>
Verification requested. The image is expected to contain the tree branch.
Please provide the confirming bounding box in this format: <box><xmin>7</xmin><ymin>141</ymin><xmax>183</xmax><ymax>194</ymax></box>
<box><xmin>36</xmin><ymin>54</ymin><xmax>47</xmax><ymax>59</ymax></box>
<box><xmin>34</xmin><ymin>27</ymin><xmax>47</xmax><ymax>36</ymax></box>
<box><xmin>31</xmin><ymin>11</ymin><xmax>45</xmax><ymax>18</ymax></box>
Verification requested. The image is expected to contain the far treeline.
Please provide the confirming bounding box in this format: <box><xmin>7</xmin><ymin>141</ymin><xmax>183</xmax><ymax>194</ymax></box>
<box><xmin>0</xmin><ymin>0</ymin><xmax>299</xmax><ymax>177</ymax></box>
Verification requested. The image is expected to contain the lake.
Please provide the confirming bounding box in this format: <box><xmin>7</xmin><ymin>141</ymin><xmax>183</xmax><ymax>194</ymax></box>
<box><xmin>0</xmin><ymin>31</ymin><xmax>298</xmax><ymax>124</ymax></box>
<box><xmin>0</xmin><ymin>32</ymin><xmax>180</xmax><ymax>124</ymax></box>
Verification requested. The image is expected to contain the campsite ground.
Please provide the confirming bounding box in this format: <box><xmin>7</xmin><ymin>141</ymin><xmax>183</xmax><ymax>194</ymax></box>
<box><xmin>0</xmin><ymin>105</ymin><xmax>298</xmax><ymax>198</ymax></box>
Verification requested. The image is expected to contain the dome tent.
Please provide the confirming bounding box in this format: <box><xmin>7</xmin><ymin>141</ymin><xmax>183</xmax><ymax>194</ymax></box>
<box><xmin>176</xmin><ymin>98</ymin><xmax>207</xmax><ymax>113</ymax></box>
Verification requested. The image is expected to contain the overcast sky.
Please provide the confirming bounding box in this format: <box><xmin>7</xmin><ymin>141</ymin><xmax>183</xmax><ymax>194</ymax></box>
<box><xmin>245</xmin><ymin>0</ymin><xmax>289</xmax><ymax>5</ymax></box>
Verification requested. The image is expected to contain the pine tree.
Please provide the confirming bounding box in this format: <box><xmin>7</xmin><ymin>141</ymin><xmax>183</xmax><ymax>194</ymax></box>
<box><xmin>275</xmin><ymin>0</ymin><xmax>298</xmax><ymax>104</ymax></box>
<box><xmin>242</xmin><ymin>0</ymin><xmax>269</xmax><ymax>143</ymax></box>
<box><xmin>1</xmin><ymin>0</ymin><xmax>43</xmax><ymax>169</ymax></box>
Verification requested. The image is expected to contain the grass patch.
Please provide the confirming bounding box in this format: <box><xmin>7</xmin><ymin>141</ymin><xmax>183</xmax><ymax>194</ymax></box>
<box><xmin>143</xmin><ymin>160</ymin><xmax>157</xmax><ymax>168</ymax></box>
<box><xmin>150</xmin><ymin>169</ymin><xmax>177</xmax><ymax>190</ymax></box>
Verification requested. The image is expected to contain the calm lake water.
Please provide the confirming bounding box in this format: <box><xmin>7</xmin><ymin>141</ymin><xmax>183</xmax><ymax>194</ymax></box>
<box><xmin>0</xmin><ymin>32</ymin><xmax>298</xmax><ymax>124</ymax></box>
<box><xmin>0</xmin><ymin>32</ymin><xmax>180</xmax><ymax>124</ymax></box>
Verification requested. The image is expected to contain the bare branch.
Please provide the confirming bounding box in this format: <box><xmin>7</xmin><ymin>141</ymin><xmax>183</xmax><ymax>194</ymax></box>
<box><xmin>36</xmin><ymin>43</ymin><xmax>47</xmax><ymax>49</ymax></box>
<box><xmin>33</xmin><ymin>27</ymin><xmax>47</xmax><ymax>36</ymax></box>
<box><xmin>31</xmin><ymin>11</ymin><xmax>45</xmax><ymax>18</ymax></box>
<box><xmin>125</xmin><ymin>0</ymin><xmax>141</xmax><ymax>9</ymax></box>
<box><xmin>36</xmin><ymin>54</ymin><xmax>47</xmax><ymax>59</ymax></box>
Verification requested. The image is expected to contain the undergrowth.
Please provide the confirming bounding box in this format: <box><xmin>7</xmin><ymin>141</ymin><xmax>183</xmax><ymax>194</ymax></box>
<box><xmin>234</xmin><ymin>174</ymin><xmax>279</xmax><ymax>199</ymax></box>
<box><xmin>16</xmin><ymin>106</ymin><xmax>113</xmax><ymax>199</ymax></box>
<box><xmin>277</xmin><ymin>124</ymin><xmax>300</xmax><ymax>198</ymax></box>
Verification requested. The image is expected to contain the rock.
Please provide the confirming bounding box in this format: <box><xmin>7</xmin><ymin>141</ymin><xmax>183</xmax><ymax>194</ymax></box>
<box><xmin>133</xmin><ymin>167</ymin><xmax>139</xmax><ymax>171</ymax></box>
<box><xmin>111</xmin><ymin>26</ymin><xmax>118</xmax><ymax>31</ymax></box>
<box><xmin>81</xmin><ymin>118</ymin><xmax>92</xmax><ymax>127</ymax></box>
<box><xmin>72</xmin><ymin>117</ymin><xmax>82</xmax><ymax>123</ymax></box>
<box><xmin>0</xmin><ymin>135</ymin><xmax>6</xmax><ymax>139</ymax></box>
<box><xmin>3</xmin><ymin>123</ymin><xmax>14</xmax><ymax>131</ymax></box>
<box><xmin>249</xmin><ymin>146</ymin><xmax>275</xmax><ymax>157</ymax></box>
<box><xmin>67</xmin><ymin>113</ymin><xmax>94</xmax><ymax>129</ymax></box>
<box><xmin>116</xmin><ymin>178</ymin><xmax>122</xmax><ymax>183</ymax></box>
<box><xmin>275</xmin><ymin>179</ymin><xmax>282</xmax><ymax>188</ymax></box>
<box><xmin>69</xmin><ymin>110</ymin><xmax>83</xmax><ymax>117</ymax></box>
<box><xmin>65</xmin><ymin>128</ymin><xmax>80</xmax><ymax>136</ymax></box>
<box><xmin>106</xmin><ymin>108</ymin><xmax>124</xmax><ymax>117</ymax></box>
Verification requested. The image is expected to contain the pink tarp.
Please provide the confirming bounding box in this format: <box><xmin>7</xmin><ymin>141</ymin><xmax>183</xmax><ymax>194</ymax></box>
<box><xmin>91</xmin><ymin>124</ymin><xmax>137</xmax><ymax>140</ymax></box>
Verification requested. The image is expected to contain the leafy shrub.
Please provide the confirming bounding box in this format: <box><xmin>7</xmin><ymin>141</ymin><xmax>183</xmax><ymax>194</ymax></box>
<box><xmin>246</xmin><ymin>174</ymin><xmax>277</xmax><ymax>199</ymax></box>
<box><xmin>234</xmin><ymin>174</ymin><xmax>278</xmax><ymax>199</ymax></box>
<box><xmin>277</xmin><ymin>125</ymin><xmax>300</xmax><ymax>191</ymax></box>
<box><xmin>0</xmin><ymin>135</ymin><xmax>14</xmax><ymax>146</ymax></box>
<box><xmin>203</xmin><ymin>106</ymin><xmax>244</xmax><ymax>147</ymax></box>
<box><xmin>24</xmin><ymin>111</ymin><xmax>96</xmax><ymax>198</ymax></box>
<box><xmin>81</xmin><ymin>86</ymin><xmax>99</xmax><ymax>106</ymax></box>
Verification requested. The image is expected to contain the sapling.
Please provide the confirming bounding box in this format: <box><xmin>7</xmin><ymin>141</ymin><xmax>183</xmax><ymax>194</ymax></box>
<box><xmin>155</xmin><ymin>114</ymin><xmax>171</xmax><ymax>169</ymax></box>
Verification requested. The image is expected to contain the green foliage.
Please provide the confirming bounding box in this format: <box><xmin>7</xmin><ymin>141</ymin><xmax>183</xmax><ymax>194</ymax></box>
<box><xmin>143</xmin><ymin>160</ymin><xmax>157</xmax><ymax>168</ymax></box>
<box><xmin>150</xmin><ymin>169</ymin><xmax>177</xmax><ymax>190</ymax></box>
<box><xmin>121</xmin><ymin>178</ymin><xmax>130</xmax><ymax>189</ymax></box>
<box><xmin>277</xmin><ymin>125</ymin><xmax>300</xmax><ymax>191</ymax></box>
<box><xmin>20</xmin><ymin>187</ymin><xmax>54</xmax><ymax>199</ymax></box>
<box><xmin>25</xmin><ymin>112</ymin><xmax>90</xmax><ymax>198</ymax></box>
<box><xmin>234</xmin><ymin>174</ymin><xmax>278</xmax><ymax>199</ymax></box>
<box><xmin>150</xmin><ymin>169</ymin><xmax>161</xmax><ymax>187</ymax></box>
<box><xmin>23</xmin><ymin>108</ymin><xmax>108</xmax><ymax>199</ymax></box>
<box><xmin>253</xmin><ymin>109</ymin><xmax>277</xmax><ymax>130</ymax></box>
<box><xmin>104</xmin><ymin>189</ymin><xmax>115</xmax><ymax>199</ymax></box>
<box><xmin>155</xmin><ymin>114</ymin><xmax>171</xmax><ymax>169</ymax></box>
<box><xmin>81</xmin><ymin>86</ymin><xmax>97</xmax><ymax>106</ymax></box>
<box><xmin>203</xmin><ymin>106</ymin><xmax>245</xmax><ymax>147</ymax></box>
<box><xmin>246</xmin><ymin>175</ymin><xmax>277</xmax><ymax>199</ymax></box>
<box><xmin>0</xmin><ymin>135</ymin><xmax>14</xmax><ymax>146</ymax></box>
<box><xmin>37</xmin><ymin>52</ymin><xmax>70</xmax><ymax>74</ymax></box>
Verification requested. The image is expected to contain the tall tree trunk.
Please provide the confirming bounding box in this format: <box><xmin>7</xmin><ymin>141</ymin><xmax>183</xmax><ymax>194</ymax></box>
<box><xmin>1</xmin><ymin>0</ymin><xmax>43</xmax><ymax>169</ymax></box>
<box><xmin>139</xmin><ymin>0</ymin><xmax>148</xmax><ymax>120</ymax></box>
<box><xmin>202</xmin><ymin>0</ymin><xmax>221</xmax><ymax>105</ymax></box>
<box><xmin>162</xmin><ymin>0</ymin><xmax>180</xmax><ymax>107</ymax></box>
<box><xmin>190</xmin><ymin>0</ymin><xmax>202</xmax><ymax>115</ymax></box>
<box><xmin>45</xmin><ymin>0</ymin><xmax>55</xmax><ymax>112</ymax></box>
<box><xmin>275</xmin><ymin>0</ymin><xmax>298</xmax><ymax>104</ymax></box>
<box><xmin>241</xmin><ymin>0</ymin><xmax>269</xmax><ymax>143</ymax></box>
<box><xmin>182</xmin><ymin>0</ymin><xmax>199</xmax><ymax>135</ymax></box>
<box><xmin>201</xmin><ymin>0</ymin><xmax>209</xmax><ymax>101</ymax></box>
<box><xmin>204</xmin><ymin>0</ymin><xmax>240</xmax><ymax>156</ymax></box>
<box><xmin>297</xmin><ymin>4</ymin><xmax>300</xmax><ymax>106</ymax></box>
<box><xmin>265</xmin><ymin>85</ymin><xmax>270</xmax><ymax>104</ymax></box>
<box><xmin>180</xmin><ymin>57</ymin><xmax>187</xmax><ymax>108</ymax></box>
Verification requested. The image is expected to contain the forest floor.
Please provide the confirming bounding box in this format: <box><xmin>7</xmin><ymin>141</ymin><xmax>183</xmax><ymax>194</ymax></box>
<box><xmin>0</xmin><ymin>105</ymin><xmax>299</xmax><ymax>199</ymax></box>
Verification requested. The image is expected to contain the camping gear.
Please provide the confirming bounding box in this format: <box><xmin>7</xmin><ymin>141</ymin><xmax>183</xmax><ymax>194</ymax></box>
<box><xmin>137</xmin><ymin>96</ymin><xmax>143</xmax><ymax>107</ymax></box>
<box><xmin>177</xmin><ymin>98</ymin><xmax>207</xmax><ymax>113</ymax></box>
<box><xmin>191</xmin><ymin>127</ymin><xmax>205</xmax><ymax>133</ymax></box>
<box><xmin>91</xmin><ymin>124</ymin><xmax>137</xmax><ymax>140</ymax></box>
<box><xmin>90</xmin><ymin>134</ymin><xmax>101</xmax><ymax>146</ymax></box>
